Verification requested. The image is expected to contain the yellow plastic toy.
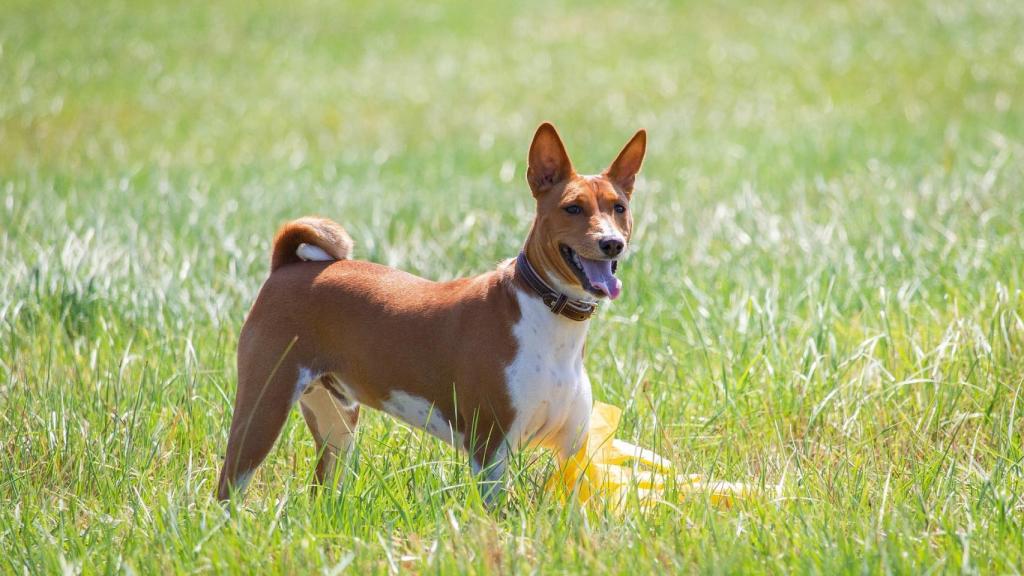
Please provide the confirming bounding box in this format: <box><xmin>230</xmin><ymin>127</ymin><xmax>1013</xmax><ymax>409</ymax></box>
<box><xmin>546</xmin><ymin>402</ymin><xmax>754</xmax><ymax>510</ymax></box>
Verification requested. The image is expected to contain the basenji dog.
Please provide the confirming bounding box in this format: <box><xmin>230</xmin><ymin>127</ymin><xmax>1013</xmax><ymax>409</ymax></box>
<box><xmin>217</xmin><ymin>123</ymin><xmax>646</xmax><ymax>504</ymax></box>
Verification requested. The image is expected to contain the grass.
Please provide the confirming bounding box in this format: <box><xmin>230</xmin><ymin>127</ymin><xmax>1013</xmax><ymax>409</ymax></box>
<box><xmin>1</xmin><ymin>0</ymin><xmax>1023</xmax><ymax>572</ymax></box>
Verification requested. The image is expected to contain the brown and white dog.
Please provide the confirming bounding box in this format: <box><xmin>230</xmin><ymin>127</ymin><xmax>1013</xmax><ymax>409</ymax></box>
<box><xmin>217</xmin><ymin>123</ymin><xmax>646</xmax><ymax>504</ymax></box>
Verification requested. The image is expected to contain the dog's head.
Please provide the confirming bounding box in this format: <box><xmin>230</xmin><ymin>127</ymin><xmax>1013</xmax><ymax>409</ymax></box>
<box><xmin>524</xmin><ymin>123</ymin><xmax>646</xmax><ymax>301</ymax></box>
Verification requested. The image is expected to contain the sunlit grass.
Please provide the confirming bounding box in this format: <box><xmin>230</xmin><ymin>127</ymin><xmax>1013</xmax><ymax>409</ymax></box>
<box><xmin>1</xmin><ymin>0</ymin><xmax>1023</xmax><ymax>572</ymax></box>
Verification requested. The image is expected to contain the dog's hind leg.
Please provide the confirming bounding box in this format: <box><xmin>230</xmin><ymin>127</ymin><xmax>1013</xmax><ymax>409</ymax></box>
<box><xmin>299</xmin><ymin>374</ymin><xmax>360</xmax><ymax>490</ymax></box>
<box><xmin>217</xmin><ymin>347</ymin><xmax>308</xmax><ymax>502</ymax></box>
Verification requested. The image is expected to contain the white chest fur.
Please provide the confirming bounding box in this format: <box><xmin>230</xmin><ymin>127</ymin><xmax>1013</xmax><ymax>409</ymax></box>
<box><xmin>503</xmin><ymin>289</ymin><xmax>594</xmax><ymax>457</ymax></box>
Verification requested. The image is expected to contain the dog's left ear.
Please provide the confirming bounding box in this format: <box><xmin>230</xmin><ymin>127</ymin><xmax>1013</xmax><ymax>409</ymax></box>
<box><xmin>604</xmin><ymin>129</ymin><xmax>646</xmax><ymax>196</ymax></box>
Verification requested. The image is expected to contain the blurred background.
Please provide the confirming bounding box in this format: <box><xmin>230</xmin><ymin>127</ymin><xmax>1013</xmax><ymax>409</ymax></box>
<box><xmin>3</xmin><ymin>0</ymin><xmax>1021</xmax><ymax>310</ymax></box>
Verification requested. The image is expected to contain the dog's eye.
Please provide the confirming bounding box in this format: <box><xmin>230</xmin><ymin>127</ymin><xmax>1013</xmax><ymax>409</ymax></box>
<box><xmin>614</xmin><ymin>204</ymin><xmax>627</xmax><ymax>214</ymax></box>
<box><xmin>564</xmin><ymin>205</ymin><xmax>583</xmax><ymax>215</ymax></box>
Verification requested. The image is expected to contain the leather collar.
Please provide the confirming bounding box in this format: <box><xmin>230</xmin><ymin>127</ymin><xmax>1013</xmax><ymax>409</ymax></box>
<box><xmin>515</xmin><ymin>252</ymin><xmax>597</xmax><ymax>321</ymax></box>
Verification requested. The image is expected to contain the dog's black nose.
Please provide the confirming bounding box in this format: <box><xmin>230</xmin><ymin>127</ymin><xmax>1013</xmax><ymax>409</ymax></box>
<box><xmin>599</xmin><ymin>237</ymin><xmax>624</xmax><ymax>257</ymax></box>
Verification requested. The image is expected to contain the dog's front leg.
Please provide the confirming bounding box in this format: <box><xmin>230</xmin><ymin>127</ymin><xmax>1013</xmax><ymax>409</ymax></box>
<box><xmin>554</xmin><ymin>369</ymin><xmax>594</xmax><ymax>462</ymax></box>
<box><xmin>470</xmin><ymin>443</ymin><xmax>509</xmax><ymax>507</ymax></box>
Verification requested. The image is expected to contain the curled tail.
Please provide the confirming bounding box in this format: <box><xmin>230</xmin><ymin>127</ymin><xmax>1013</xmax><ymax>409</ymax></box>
<box><xmin>270</xmin><ymin>217</ymin><xmax>353</xmax><ymax>272</ymax></box>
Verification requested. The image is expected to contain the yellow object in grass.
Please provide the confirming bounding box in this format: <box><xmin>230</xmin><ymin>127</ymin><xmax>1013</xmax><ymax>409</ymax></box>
<box><xmin>546</xmin><ymin>402</ymin><xmax>753</xmax><ymax>510</ymax></box>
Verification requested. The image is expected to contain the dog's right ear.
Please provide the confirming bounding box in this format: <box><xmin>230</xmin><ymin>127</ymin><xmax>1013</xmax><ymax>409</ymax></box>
<box><xmin>527</xmin><ymin>122</ymin><xmax>574</xmax><ymax>196</ymax></box>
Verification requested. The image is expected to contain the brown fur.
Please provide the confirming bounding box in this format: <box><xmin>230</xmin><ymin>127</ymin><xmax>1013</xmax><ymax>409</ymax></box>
<box><xmin>216</xmin><ymin>123</ymin><xmax>645</xmax><ymax>502</ymax></box>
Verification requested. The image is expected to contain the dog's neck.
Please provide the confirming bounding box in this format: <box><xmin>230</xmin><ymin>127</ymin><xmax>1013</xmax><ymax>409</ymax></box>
<box><xmin>513</xmin><ymin>251</ymin><xmax>597</xmax><ymax>322</ymax></box>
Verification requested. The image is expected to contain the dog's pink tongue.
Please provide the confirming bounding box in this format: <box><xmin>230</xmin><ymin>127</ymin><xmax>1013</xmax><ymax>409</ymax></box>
<box><xmin>579</xmin><ymin>257</ymin><xmax>622</xmax><ymax>300</ymax></box>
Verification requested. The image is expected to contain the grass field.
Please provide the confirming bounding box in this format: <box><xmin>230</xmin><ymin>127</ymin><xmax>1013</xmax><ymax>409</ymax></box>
<box><xmin>2</xmin><ymin>0</ymin><xmax>1023</xmax><ymax>572</ymax></box>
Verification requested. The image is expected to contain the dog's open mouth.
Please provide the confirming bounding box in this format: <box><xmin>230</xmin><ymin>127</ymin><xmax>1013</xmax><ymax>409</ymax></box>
<box><xmin>560</xmin><ymin>244</ymin><xmax>622</xmax><ymax>300</ymax></box>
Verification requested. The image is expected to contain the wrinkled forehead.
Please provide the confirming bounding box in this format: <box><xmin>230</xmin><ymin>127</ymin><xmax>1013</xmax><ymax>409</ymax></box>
<box><xmin>561</xmin><ymin>175</ymin><xmax>624</xmax><ymax>204</ymax></box>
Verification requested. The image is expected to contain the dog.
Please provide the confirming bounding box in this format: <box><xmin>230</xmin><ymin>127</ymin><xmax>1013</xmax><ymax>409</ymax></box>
<box><xmin>217</xmin><ymin>123</ymin><xmax>646</xmax><ymax>504</ymax></box>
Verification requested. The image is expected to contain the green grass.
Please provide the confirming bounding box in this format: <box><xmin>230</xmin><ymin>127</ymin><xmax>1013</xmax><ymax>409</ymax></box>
<box><xmin>2</xmin><ymin>0</ymin><xmax>1023</xmax><ymax>572</ymax></box>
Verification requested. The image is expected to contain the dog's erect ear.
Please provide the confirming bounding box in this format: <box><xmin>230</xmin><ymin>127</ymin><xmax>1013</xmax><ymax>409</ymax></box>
<box><xmin>527</xmin><ymin>123</ymin><xmax>574</xmax><ymax>196</ymax></box>
<box><xmin>604</xmin><ymin>129</ymin><xmax>646</xmax><ymax>196</ymax></box>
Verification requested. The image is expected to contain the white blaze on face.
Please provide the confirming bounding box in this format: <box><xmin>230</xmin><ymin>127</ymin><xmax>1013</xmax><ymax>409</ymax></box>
<box><xmin>380</xmin><ymin>391</ymin><xmax>464</xmax><ymax>448</ymax></box>
<box><xmin>594</xmin><ymin>215</ymin><xmax>625</xmax><ymax>248</ymax></box>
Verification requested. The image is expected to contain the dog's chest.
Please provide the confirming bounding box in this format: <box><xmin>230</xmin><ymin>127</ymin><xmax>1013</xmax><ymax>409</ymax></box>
<box><xmin>503</xmin><ymin>290</ymin><xmax>590</xmax><ymax>449</ymax></box>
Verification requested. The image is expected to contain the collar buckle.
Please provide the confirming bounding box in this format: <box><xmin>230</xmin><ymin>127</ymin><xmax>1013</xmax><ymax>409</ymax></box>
<box><xmin>549</xmin><ymin>294</ymin><xmax>569</xmax><ymax>315</ymax></box>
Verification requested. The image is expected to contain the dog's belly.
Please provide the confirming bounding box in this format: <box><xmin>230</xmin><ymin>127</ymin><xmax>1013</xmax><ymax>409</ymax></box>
<box><xmin>376</xmin><ymin>390</ymin><xmax>466</xmax><ymax>447</ymax></box>
<box><xmin>503</xmin><ymin>290</ymin><xmax>593</xmax><ymax>456</ymax></box>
